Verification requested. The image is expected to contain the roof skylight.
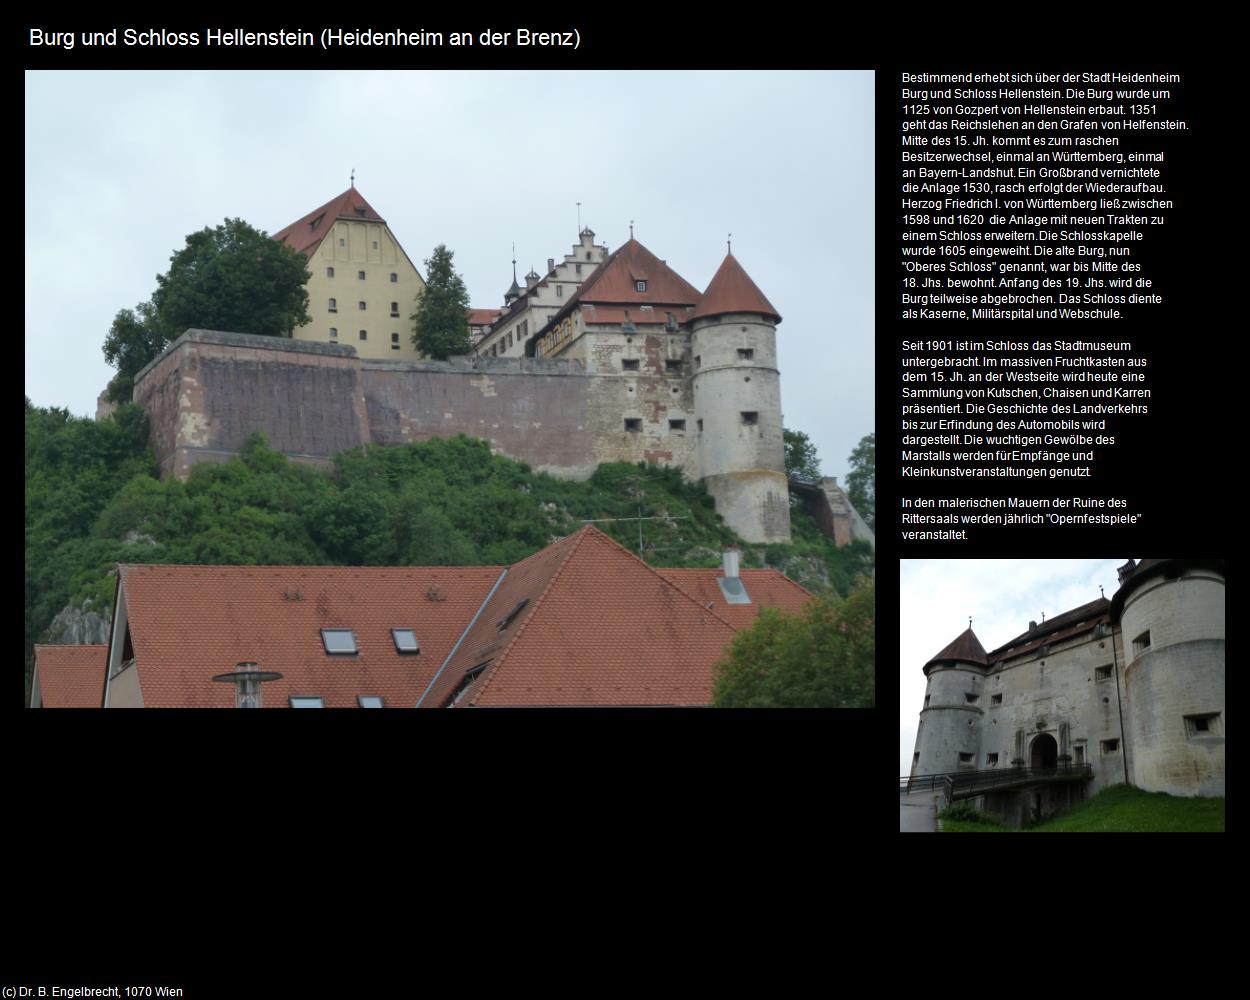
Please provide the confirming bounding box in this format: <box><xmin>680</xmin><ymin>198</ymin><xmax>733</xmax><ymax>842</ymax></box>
<box><xmin>322</xmin><ymin>629</ymin><xmax>358</xmax><ymax>654</ymax></box>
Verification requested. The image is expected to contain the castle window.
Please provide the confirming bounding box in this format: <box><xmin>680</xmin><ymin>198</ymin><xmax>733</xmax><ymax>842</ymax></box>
<box><xmin>391</xmin><ymin>302</ymin><xmax>400</xmax><ymax>317</ymax></box>
<box><xmin>372</xmin><ymin>241</ymin><xmax>378</xmax><ymax>250</ymax></box>
<box><xmin>986</xmin><ymin>753</ymin><xmax>999</xmax><ymax>766</ymax></box>
<box><xmin>586</xmin><ymin>252</ymin><xmax>592</xmax><ymax>260</ymax></box>
<box><xmin>1185</xmin><ymin>713</ymin><xmax>1221</xmax><ymax>738</ymax></box>
<box><xmin>965</xmin><ymin>693</ymin><xmax>979</xmax><ymax>704</ymax></box>
<box><xmin>924</xmin><ymin>694</ymin><xmax>930</xmax><ymax>707</ymax></box>
<box><xmin>669</xmin><ymin>419</ymin><xmax>686</xmax><ymax>431</ymax></box>
<box><xmin>666</xmin><ymin>359</ymin><xmax>682</xmax><ymax>374</ymax></box>
<box><xmin>556</xmin><ymin>285</ymin><xmax>563</xmax><ymax>297</ymax></box>
<box><xmin>694</xmin><ymin>355</ymin><xmax>701</xmax><ymax>369</ymax></box>
<box><xmin>624</xmin><ymin>418</ymin><xmax>642</xmax><ymax>432</ymax></box>
<box><xmin>1133</xmin><ymin>630</ymin><xmax>1151</xmax><ymax>656</ymax></box>
<box><xmin>697</xmin><ymin>419</ymin><xmax>703</xmax><ymax>432</ymax></box>
<box><xmin>635</xmin><ymin>280</ymin><xmax>647</xmax><ymax>292</ymax></box>
<box><xmin>576</xmin><ymin>264</ymin><xmax>582</xmax><ymax>275</ymax></box>
<box><xmin>340</xmin><ymin>238</ymin><xmax>346</xmax><ymax>247</ymax></box>
<box><xmin>329</xmin><ymin>327</ymin><xmax>338</xmax><ymax>339</ymax></box>
<box><xmin>391</xmin><ymin>333</ymin><xmax>400</xmax><ymax>350</ymax></box>
<box><xmin>1101</xmin><ymin>738</ymin><xmax>1120</xmax><ymax>754</ymax></box>
<box><xmin>327</xmin><ymin>266</ymin><xmax>335</xmax><ymax>278</ymax></box>
<box><xmin>328</xmin><ymin>298</ymin><xmax>337</xmax><ymax>312</ymax></box>
<box><xmin>958</xmin><ymin>753</ymin><xmax>974</xmax><ymax>764</ymax></box>
<box><xmin>622</xmin><ymin>359</ymin><xmax>640</xmax><ymax>371</ymax></box>
<box><xmin>1095</xmin><ymin>665</ymin><xmax>1112</xmax><ymax>680</ymax></box>
<box><xmin>359</xmin><ymin>301</ymin><xmax>367</xmax><ymax>311</ymax></box>
<box><xmin>359</xmin><ymin>330</ymin><xmax>367</xmax><ymax>341</ymax></box>
<box><xmin>1074</xmin><ymin>744</ymin><xmax>1085</xmax><ymax>764</ymax></box>
<box><xmin>741</xmin><ymin>412</ymin><xmax>759</xmax><ymax>426</ymax></box>
<box><xmin>390</xmin><ymin>273</ymin><xmax>398</xmax><ymax>283</ymax></box>
<box><xmin>913</xmin><ymin>752</ymin><xmax>920</xmax><ymax>764</ymax></box>
<box><xmin>737</xmin><ymin>348</ymin><xmax>754</xmax><ymax>360</ymax></box>
<box><xmin>990</xmin><ymin>693</ymin><xmax>1002</xmax><ymax>706</ymax></box>
<box><xmin>358</xmin><ymin>271</ymin><xmax>366</xmax><ymax>280</ymax></box>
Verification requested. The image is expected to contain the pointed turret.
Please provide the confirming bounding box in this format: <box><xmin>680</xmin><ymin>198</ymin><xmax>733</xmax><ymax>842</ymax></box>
<box><xmin>691</xmin><ymin>253</ymin><xmax>781</xmax><ymax>324</ymax></box>
<box><xmin>923</xmin><ymin>627</ymin><xmax>989</xmax><ymax>674</ymax></box>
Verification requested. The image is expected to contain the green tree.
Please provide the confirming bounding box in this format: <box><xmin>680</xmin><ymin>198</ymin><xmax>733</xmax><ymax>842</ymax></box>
<box><xmin>411</xmin><ymin>244</ymin><xmax>472</xmax><ymax>360</ymax></box>
<box><xmin>103</xmin><ymin>218</ymin><xmax>311</xmax><ymax>402</ymax></box>
<box><xmin>712</xmin><ymin>578</ymin><xmax>874</xmax><ymax>708</ymax></box>
<box><xmin>845</xmin><ymin>432</ymin><xmax>875</xmax><ymax>532</ymax></box>
<box><xmin>783</xmin><ymin>427</ymin><xmax>822</xmax><ymax>480</ymax></box>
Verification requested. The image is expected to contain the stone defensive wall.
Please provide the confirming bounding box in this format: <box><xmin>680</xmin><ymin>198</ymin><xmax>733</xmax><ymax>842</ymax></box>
<box><xmin>132</xmin><ymin>330</ymin><xmax>698</xmax><ymax>483</ymax></box>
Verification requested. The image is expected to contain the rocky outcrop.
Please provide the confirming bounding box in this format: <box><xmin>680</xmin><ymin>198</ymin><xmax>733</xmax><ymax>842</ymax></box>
<box><xmin>43</xmin><ymin>600</ymin><xmax>111</xmax><ymax>645</ymax></box>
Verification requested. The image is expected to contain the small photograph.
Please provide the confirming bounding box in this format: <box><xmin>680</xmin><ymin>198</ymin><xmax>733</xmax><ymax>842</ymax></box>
<box><xmin>899</xmin><ymin>559</ymin><xmax>1224</xmax><ymax>832</ymax></box>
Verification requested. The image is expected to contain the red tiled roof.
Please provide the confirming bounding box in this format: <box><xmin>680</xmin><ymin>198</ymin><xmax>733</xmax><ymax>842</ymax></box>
<box><xmin>925</xmin><ymin>627</ymin><xmax>988</xmax><ymax>668</ymax></box>
<box><xmin>32</xmin><ymin>645</ymin><xmax>108</xmax><ymax>708</ymax></box>
<box><xmin>989</xmin><ymin>597</ymin><xmax>1110</xmax><ymax>658</ymax></box>
<box><xmin>117</xmin><ymin>565</ymin><xmax>501</xmax><ymax>708</ymax></box>
<box><xmin>423</xmin><ymin>527</ymin><xmax>745</xmax><ymax>708</ymax></box>
<box><xmin>656</xmin><ymin>568</ymin><xmax>812</xmax><ymax>630</ymax></box>
<box><xmin>467</xmin><ymin>308</ymin><xmax>502</xmax><ymax>327</ymax></box>
<box><xmin>272</xmin><ymin>188</ymin><xmax>386</xmax><ymax>257</ymax></box>
<box><xmin>578</xmin><ymin>305</ymin><xmax>694</xmax><ymax>327</ymax></box>
<box><xmin>690</xmin><ymin>254</ymin><xmax>781</xmax><ymax>323</ymax></box>
<box><xmin>559</xmin><ymin>239</ymin><xmax>702</xmax><ymax>314</ymax></box>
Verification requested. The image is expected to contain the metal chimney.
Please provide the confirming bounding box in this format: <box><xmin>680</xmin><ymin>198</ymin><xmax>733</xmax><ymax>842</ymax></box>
<box><xmin>722</xmin><ymin>548</ymin><xmax>740</xmax><ymax>579</ymax></box>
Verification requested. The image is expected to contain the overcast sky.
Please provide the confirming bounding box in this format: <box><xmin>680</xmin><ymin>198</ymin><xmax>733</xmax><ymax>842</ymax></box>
<box><xmin>24</xmin><ymin>70</ymin><xmax>874</xmax><ymax>481</ymax></box>
<box><xmin>898</xmin><ymin>559</ymin><xmax>1126</xmax><ymax>777</ymax></box>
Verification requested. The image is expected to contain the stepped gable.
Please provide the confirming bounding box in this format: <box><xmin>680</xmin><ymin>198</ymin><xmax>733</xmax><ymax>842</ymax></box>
<box><xmin>924</xmin><ymin>627</ymin><xmax>988</xmax><ymax>671</ymax></box>
<box><xmin>32</xmin><ymin>645</ymin><xmax>108</xmax><ymax>708</ymax></box>
<box><xmin>423</xmin><ymin>526</ymin><xmax>737</xmax><ymax>707</ymax></box>
<box><xmin>690</xmin><ymin>253</ymin><xmax>781</xmax><ymax>323</ymax></box>
<box><xmin>272</xmin><ymin>187</ymin><xmax>386</xmax><ymax>257</ymax></box>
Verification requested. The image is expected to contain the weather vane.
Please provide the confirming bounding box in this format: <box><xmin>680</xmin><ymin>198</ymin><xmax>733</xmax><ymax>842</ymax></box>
<box><xmin>350</xmin><ymin>167</ymin><xmax>355</xmax><ymax>188</ymax></box>
<box><xmin>629</xmin><ymin>220</ymin><xmax>634</xmax><ymax>239</ymax></box>
<box><xmin>728</xmin><ymin>233</ymin><xmax>732</xmax><ymax>254</ymax></box>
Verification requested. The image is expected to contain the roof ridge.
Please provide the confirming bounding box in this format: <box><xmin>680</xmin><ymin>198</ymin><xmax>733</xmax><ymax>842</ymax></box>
<box><xmin>466</xmin><ymin>526</ymin><xmax>595</xmax><ymax>705</ymax></box>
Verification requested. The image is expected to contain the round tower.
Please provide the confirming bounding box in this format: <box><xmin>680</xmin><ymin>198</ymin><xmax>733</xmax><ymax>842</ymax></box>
<box><xmin>690</xmin><ymin>253</ymin><xmax>789</xmax><ymax>543</ymax></box>
<box><xmin>1111</xmin><ymin>559</ymin><xmax>1225</xmax><ymax>797</ymax></box>
<box><xmin>911</xmin><ymin>628</ymin><xmax>989</xmax><ymax>777</ymax></box>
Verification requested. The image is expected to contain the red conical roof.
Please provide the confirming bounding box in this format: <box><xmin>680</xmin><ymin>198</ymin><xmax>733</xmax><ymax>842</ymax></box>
<box><xmin>690</xmin><ymin>253</ymin><xmax>781</xmax><ymax>323</ymax></box>
<box><xmin>924</xmin><ymin>627</ymin><xmax>988</xmax><ymax>669</ymax></box>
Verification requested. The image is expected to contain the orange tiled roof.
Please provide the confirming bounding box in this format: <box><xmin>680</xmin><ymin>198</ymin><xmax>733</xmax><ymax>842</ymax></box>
<box><xmin>554</xmin><ymin>239</ymin><xmax>702</xmax><ymax>320</ymax></box>
<box><xmin>117</xmin><ymin>565</ymin><xmax>501</xmax><ymax>708</ymax></box>
<box><xmin>467</xmin><ymin>308</ymin><xmax>502</xmax><ymax>327</ymax></box>
<box><xmin>272</xmin><ymin>188</ymin><xmax>386</xmax><ymax>257</ymax></box>
<box><xmin>32</xmin><ymin>645</ymin><xmax>108</xmax><ymax>708</ymax></box>
<box><xmin>428</xmin><ymin>527</ymin><xmax>741</xmax><ymax>707</ymax></box>
<box><xmin>924</xmin><ymin>627</ymin><xmax>988</xmax><ymax>668</ymax></box>
<box><xmin>656</xmin><ymin>568</ymin><xmax>812</xmax><ymax>630</ymax></box>
<box><xmin>690</xmin><ymin>253</ymin><xmax>781</xmax><ymax>323</ymax></box>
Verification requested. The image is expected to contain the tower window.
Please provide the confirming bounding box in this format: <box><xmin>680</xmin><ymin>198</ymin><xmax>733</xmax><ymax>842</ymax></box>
<box><xmin>1133</xmin><ymin>630</ymin><xmax>1152</xmax><ymax>656</ymax></box>
<box><xmin>1095</xmin><ymin>665</ymin><xmax>1112</xmax><ymax>680</ymax></box>
<box><xmin>697</xmin><ymin>419</ymin><xmax>703</xmax><ymax>432</ymax></box>
<box><xmin>326</xmin><ymin>266</ymin><xmax>335</xmax><ymax>278</ymax></box>
<box><xmin>990</xmin><ymin>693</ymin><xmax>1002</xmax><ymax>706</ymax></box>
<box><xmin>913</xmin><ymin>752</ymin><xmax>920</xmax><ymax>764</ymax></box>
<box><xmin>737</xmin><ymin>348</ymin><xmax>754</xmax><ymax>360</ymax></box>
<box><xmin>622</xmin><ymin>359</ymin><xmax>640</xmax><ymax>371</ymax></box>
<box><xmin>958</xmin><ymin>753</ymin><xmax>974</xmax><ymax>764</ymax></box>
<box><xmin>1185</xmin><ymin>713</ymin><xmax>1221</xmax><ymax>738</ymax></box>
<box><xmin>741</xmin><ymin>412</ymin><xmax>759</xmax><ymax>426</ymax></box>
<box><xmin>965</xmin><ymin>693</ymin><xmax>979</xmax><ymax>704</ymax></box>
<box><xmin>669</xmin><ymin>419</ymin><xmax>686</xmax><ymax>431</ymax></box>
<box><xmin>986</xmin><ymin>753</ymin><xmax>999</xmax><ymax>766</ymax></box>
<box><xmin>1101</xmin><ymin>739</ymin><xmax>1120</xmax><ymax>754</ymax></box>
<box><xmin>666</xmin><ymin>359</ymin><xmax>682</xmax><ymax>373</ymax></box>
<box><xmin>372</xmin><ymin>241</ymin><xmax>378</xmax><ymax>249</ymax></box>
<box><xmin>624</xmin><ymin>418</ymin><xmax>642</xmax><ymax>432</ymax></box>
<box><xmin>924</xmin><ymin>695</ymin><xmax>930</xmax><ymax>707</ymax></box>
<box><xmin>694</xmin><ymin>355</ymin><xmax>701</xmax><ymax>369</ymax></box>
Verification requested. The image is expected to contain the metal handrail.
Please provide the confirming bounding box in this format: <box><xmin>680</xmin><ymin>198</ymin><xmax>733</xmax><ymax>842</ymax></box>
<box><xmin>900</xmin><ymin>763</ymin><xmax>1093</xmax><ymax>795</ymax></box>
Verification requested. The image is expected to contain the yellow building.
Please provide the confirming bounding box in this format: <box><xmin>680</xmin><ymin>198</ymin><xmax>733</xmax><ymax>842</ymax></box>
<box><xmin>273</xmin><ymin>186</ymin><xmax>426</xmax><ymax>360</ymax></box>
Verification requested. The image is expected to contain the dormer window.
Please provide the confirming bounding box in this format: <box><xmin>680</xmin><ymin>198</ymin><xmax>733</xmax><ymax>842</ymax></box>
<box><xmin>355</xmin><ymin>207</ymin><xmax>367</xmax><ymax>217</ymax></box>
<box><xmin>635</xmin><ymin>280</ymin><xmax>647</xmax><ymax>293</ymax></box>
<box><xmin>309</xmin><ymin>214</ymin><xmax>325</xmax><ymax>231</ymax></box>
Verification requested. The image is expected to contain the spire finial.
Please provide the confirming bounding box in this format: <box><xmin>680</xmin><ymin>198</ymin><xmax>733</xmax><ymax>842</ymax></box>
<box><xmin>728</xmin><ymin>233</ymin><xmax>732</xmax><ymax>255</ymax></box>
<box><xmin>350</xmin><ymin>167</ymin><xmax>355</xmax><ymax>189</ymax></box>
<box><xmin>512</xmin><ymin>242</ymin><xmax>517</xmax><ymax>281</ymax></box>
<box><xmin>1099</xmin><ymin>584</ymin><xmax>1105</xmax><ymax>598</ymax></box>
<box><xmin>629</xmin><ymin>220</ymin><xmax>634</xmax><ymax>239</ymax></box>
<box><xmin>968</xmin><ymin>616</ymin><xmax>972</xmax><ymax>629</ymax></box>
<box><xmin>1041</xmin><ymin>611</ymin><xmax>1046</xmax><ymax>622</ymax></box>
<box><xmin>577</xmin><ymin>201</ymin><xmax>582</xmax><ymax>232</ymax></box>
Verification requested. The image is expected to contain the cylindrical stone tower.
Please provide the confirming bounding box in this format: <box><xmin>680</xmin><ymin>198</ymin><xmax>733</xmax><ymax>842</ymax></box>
<box><xmin>911</xmin><ymin>628</ymin><xmax>989</xmax><ymax>777</ymax></box>
<box><xmin>690</xmin><ymin>254</ymin><xmax>790</xmax><ymax>543</ymax></box>
<box><xmin>1112</xmin><ymin>559</ymin><xmax>1225</xmax><ymax>797</ymax></box>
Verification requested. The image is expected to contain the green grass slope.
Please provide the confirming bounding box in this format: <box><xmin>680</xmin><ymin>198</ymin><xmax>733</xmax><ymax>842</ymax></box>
<box><xmin>940</xmin><ymin>784</ymin><xmax>1225</xmax><ymax>833</ymax></box>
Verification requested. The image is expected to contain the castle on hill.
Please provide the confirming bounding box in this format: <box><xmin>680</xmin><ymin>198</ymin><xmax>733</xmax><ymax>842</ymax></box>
<box><xmin>128</xmin><ymin>187</ymin><xmax>873</xmax><ymax>546</ymax></box>
<box><xmin>907</xmin><ymin>559</ymin><xmax>1224</xmax><ymax>826</ymax></box>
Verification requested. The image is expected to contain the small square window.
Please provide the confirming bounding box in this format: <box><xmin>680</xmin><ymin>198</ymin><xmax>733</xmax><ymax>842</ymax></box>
<box><xmin>622</xmin><ymin>359</ymin><xmax>640</xmax><ymax>371</ymax></box>
<box><xmin>329</xmin><ymin>327</ymin><xmax>338</xmax><ymax>339</ymax></box>
<box><xmin>1101</xmin><ymin>738</ymin><xmax>1120</xmax><ymax>754</ymax></box>
<box><xmin>1133</xmin><ymin>630</ymin><xmax>1152</xmax><ymax>656</ymax></box>
<box><xmin>1095</xmin><ymin>665</ymin><xmax>1112</xmax><ymax>680</ymax></box>
<box><xmin>965</xmin><ymin>693</ymin><xmax>979</xmax><ymax>704</ymax></box>
<box><xmin>741</xmin><ymin>411</ymin><xmax>759</xmax><ymax>426</ymax></box>
<box><xmin>321</xmin><ymin>629</ymin><xmax>357</xmax><ymax>654</ymax></box>
<box><xmin>986</xmin><ymin>753</ymin><xmax>999</xmax><ymax>766</ymax></box>
<box><xmin>359</xmin><ymin>330</ymin><xmax>367</xmax><ymax>341</ymax></box>
<box><xmin>958</xmin><ymin>752</ymin><xmax>974</xmax><ymax>764</ymax></box>
<box><xmin>665</xmin><ymin>359</ymin><xmax>682</xmax><ymax>373</ymax></box>
<box><xmin>290</xmin><ymin>696</ymin><xmax>324</xmax><ymax>708</ymax></box>
<box><xmin>624</xmin><ymin>418</ymin><xmax>642</xmax><ymax>432</ymax></box>
<box><xmin>358</xmin><ymin>696</ymin><xmax>384</xmax><ymax>708</ymax></box>
<box><xmin>355</xmin><ymin>208</ymin><xmax>367</xmax><ymax>217</ymax></box>
<box><xmin>737</xmin><ymin>348</ymin><xmax>754</xmax><ymax>360</ymax></box>
<box><xmin>1184</xmin><ymin>713</ymin><xmax>1221</xmax><ymax>738</ymax></box>
<box><xmin>357</xmin><ymin>270</ymin><xmax>365</xmax><ymax>280</ymax></box>
<box><xmin>990</xmin><ymin>693</ymin><xmax>1002</xmax><ymax>706</ymax></box>
<box><xmin>359</xmin><ymin>301</ymin><xmax>367</xmax><ymax>311</ymax></box>
<box><xmin>391</xmin><ymin>333</ymin><xmax>400</xmax><ymax>343</ymax></box>
<box><xmin>635</xmin><ymin>280</ymin><xmax>647</xmax><ymax>292</ymax></box>
<box><xmin>669</xmin><ymin>419</ymin><xmax>686</xmax><ymax>431</ymax></box>
<box><xmin>326</xmin><ymin>266</ymin><xmax>335</xmax><ymax>278</ymax></box>
<box><xmin>392</xmin><ymin>629</ymin><xmax>419</xmax><ymax>654</ymax></box>
<box><xmin>390</xmin><ymin>273</ymin><xmax>398</xmax><ymax>283</ymax></box>
<box><xmin>328</xmin><ymin>298</ymin><xmax>337</xmax><ymax>312</ymax></box>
